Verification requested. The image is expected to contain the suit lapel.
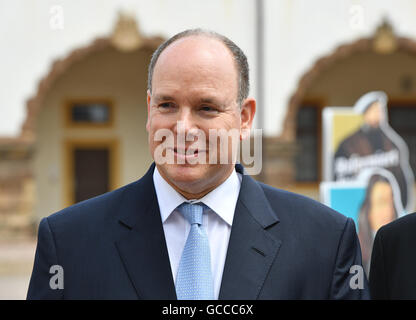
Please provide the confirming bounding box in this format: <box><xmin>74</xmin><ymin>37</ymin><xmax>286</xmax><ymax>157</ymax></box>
<box><xmin>113</xmin><ymin>163</ymin><xmax>282</xmax><ymax>300</ymax></box>
<box><xmin>219</xmin><ymin>166</ymin><xmax>282</xmax><ymax>299</ymax></box>
<box><xmin>115</xmin><ymin>163</ymin><xmax>176</xmax><ymax>299</ymax></box>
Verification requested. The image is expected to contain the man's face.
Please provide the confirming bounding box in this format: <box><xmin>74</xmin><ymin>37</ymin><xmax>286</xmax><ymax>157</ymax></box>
<box><xmin>146</xmin><ymin>36</ymin><xmax>255</xmax><ymax>198</ymax></box>
<box><xmin>364</xmin><ymin>101</ymin><xmax>384</xmax><ymax>128</ymax></box>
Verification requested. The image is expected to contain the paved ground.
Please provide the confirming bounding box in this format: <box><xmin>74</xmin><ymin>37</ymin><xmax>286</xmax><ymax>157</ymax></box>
<box><xmin>0</xmin><ymin>238</ymin><xmax>37</xmax><ymax>300</ymax></box>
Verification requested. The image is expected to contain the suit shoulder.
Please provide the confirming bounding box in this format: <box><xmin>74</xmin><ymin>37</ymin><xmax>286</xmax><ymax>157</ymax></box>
<box><xmin>45</xmin><ymin>179</ymin><xmax>139</xmax><ymax>229</ymax></box>
<box><xmin>377</xmin><ymin>212</ymin><xmax>416</xmax><ymax>239</ymax></box>
<box><xmin>258</xmin><ymin>182</ymin><xmax>349</xmax><ymax>228</ymax></box>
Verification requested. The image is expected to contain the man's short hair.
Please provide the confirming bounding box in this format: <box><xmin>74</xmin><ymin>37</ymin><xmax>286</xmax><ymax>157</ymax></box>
<box><xmin>147</xmin><ymin>28</ymin><xmax>250</xmax><ymax>105</ymax></box>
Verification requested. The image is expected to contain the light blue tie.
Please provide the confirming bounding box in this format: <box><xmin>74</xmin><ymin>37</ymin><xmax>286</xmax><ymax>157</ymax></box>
<box><xmin>175</xmin><ymin>202</ymin><xmax>214</xmax><ymax>300</ymax></box>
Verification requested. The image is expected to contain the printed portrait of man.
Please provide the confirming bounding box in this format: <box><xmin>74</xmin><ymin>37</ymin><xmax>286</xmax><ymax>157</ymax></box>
<box><xmin>333</xmin><ymin>91</ymin><xmax>414</xmax><ymax>212</ymax></box>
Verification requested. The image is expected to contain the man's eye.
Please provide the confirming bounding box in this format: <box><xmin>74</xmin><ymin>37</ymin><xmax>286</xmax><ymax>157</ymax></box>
<box><xmin>200</xmin><ymin>105</ymin><xmax>218</xmax><ymax>113</ymax></box>
<box><xmin>159</xmin><ymin>102</ymin><xmax>175</xmax><ymax>110</ymax></box>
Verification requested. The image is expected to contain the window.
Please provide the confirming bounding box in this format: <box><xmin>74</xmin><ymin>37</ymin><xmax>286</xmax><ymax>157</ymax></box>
<box><xmin>66</xmin><ymin>100</ymin><xmax>113</xmax><ymax>127</ymax></box>
<box><xmin>72</xmin><ymin>104</ymin><xmax>109</xmax><ymax>123</ymax></box>
<box><xmin>295</xmin><ymin>102</ymin><xmax>322</xmax><ymax>182</ymax></box>
<box><xmin>388</xmin><ymin>102</ymin><xmax>416</xmax><ymax>175</ymax></box>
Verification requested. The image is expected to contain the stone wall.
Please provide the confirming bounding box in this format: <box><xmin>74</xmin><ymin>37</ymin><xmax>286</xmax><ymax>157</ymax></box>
<box><xmin>0</xmin><ymin>139</ymin><xmax>35</xmax><ymax>239</ymax></box>
<box><xmin>260</xmin><ymin>137</ymin><xmax>298</xmax><ymax>189</ymax></box>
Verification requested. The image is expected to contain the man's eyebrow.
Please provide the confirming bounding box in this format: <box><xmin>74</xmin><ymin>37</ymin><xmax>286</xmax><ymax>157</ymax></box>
<box><xmin>152</xmin><ymin>95</ymin><xmax>226</xmax><ymax>108</ymax></box>
<box><xmin>197</xmin><ymin>97</ymin><xmax>225</xmax><ymax>108</ymax></box>
<box><xmin>198</xmin><ymin>97</ymin><xmax>216</xmax><ymax>104</ymax></box>
<box><xmin>152</xmin><ymin>94</ymin><xmax>175</xmax><ymax>102</ymax></box>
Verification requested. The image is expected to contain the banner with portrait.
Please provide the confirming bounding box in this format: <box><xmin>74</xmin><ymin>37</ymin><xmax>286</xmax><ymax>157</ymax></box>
<box><xmin>320</xmin><ymin>91</ymin><xmax>415</xmax><ymax>274</ymax></box>
<box><xmin>320</xmin><ymin>168</ymin><xmax>404</xmax><ymax>273</ymax></box>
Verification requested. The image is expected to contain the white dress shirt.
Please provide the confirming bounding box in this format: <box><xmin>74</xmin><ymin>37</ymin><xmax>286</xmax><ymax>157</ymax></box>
<box><xmin>153</xmin><ymin>166</ymin><xmax>242</xmax><ymax>299</ymax></box>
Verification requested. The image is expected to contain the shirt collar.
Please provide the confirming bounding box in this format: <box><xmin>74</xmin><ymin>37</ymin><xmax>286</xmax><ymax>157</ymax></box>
<box><xmin>153</xmin><ymin>166</ymin><xmax>241</xmax><ymax>226</ymax></box>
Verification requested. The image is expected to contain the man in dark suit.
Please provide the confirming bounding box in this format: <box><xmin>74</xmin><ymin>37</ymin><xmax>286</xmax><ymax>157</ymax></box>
<box><xmin>27</xmin><ymin>29</ymin><xmax>370</xmax><ymax>300</ymax></box>
<box><xmin>369</xmin><ymin>212</ymin><xmax>416</xmax><ymax>299</ymax></box>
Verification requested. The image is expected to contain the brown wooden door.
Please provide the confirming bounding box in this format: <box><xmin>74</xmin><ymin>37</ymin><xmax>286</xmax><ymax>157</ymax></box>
<box><xmin>73</xmin><ymin>148</ymin><xmax>109</xmax><ymax>203</ymax></box>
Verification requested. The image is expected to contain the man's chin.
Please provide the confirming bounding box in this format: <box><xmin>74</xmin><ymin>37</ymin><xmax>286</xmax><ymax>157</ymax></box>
<box><xmin>155</xmin><ymin>164</ymin><xmax>209</xmax><ymax>195</ymax></box>
<box><xmin>161</xmin><ymin>163</ymin><xmax>208</xmax><ymax>182</ymax></box>
<box><xmin>156</xmin><ymin>162</ymin><xmax>235</xmax><ymax>198</ymax></box>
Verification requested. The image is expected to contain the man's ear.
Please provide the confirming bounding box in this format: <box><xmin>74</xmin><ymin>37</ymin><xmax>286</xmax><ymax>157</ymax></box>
<box><xmin>146</xmin><ymin>90</ymin><xmax>151</xmax><ymax>132</ymax></box>
<box><xmin>240</xmin><ymin>97</ymin><xmax>256</xmax><ymax>140</ymax></box>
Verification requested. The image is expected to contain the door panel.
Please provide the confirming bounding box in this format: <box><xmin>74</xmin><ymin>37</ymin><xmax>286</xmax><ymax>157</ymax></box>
<box><xmin>73</xmin><ymin>148</ymin><xmax>109</xmax><ymax>203</ymax></box>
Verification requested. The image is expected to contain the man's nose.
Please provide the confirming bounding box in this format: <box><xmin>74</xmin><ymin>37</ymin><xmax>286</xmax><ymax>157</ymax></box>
<box><xmin>173</xmin><ymin>108</ymin><xmax>198</xmax><ymax>135</ymax></box>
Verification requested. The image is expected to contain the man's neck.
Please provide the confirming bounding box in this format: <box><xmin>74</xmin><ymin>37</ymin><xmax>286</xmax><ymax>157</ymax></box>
<box><xmin>156</xmin><ymin>165</ymin><xmax>235</xmax><ymax>200</ymax></box>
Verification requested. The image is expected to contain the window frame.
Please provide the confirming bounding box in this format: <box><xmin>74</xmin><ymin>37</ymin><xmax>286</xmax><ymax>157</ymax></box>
<box><xmin>387</xmin><ymin>98</ymin><xmax>416</xmax><ymax>179</ymax></box>
<box><xmin>64</xmin><ymin>98</ymin><xmax>115</xmax><ymax>128</ymax></box>
<box><xmin>63</xmin><ymin>139</ymin><xmax>120</xmax><ymax>207</ymax></box>
<box><xmin>293</xmin><ymin>98</ymin><xmax>326</xmax><ymax>187</ymax></box>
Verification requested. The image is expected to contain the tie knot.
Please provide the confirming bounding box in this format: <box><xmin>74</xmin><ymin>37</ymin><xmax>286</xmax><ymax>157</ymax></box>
<box><xmin>177</xmin><ymin>202</ymin><xmax>205</xmax><ymax>225</ymax></box>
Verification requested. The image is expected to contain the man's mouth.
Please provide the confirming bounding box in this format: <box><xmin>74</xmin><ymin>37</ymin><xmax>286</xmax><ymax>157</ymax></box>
<box><xmin>169</xmin><ymin>147</ymin><xmax>207</xmax><ymax>163</ymax></box>
<box><xmin>173</xmin><ymin>147</ymin><xmax>204</xmax><ymax>156</ymax></box>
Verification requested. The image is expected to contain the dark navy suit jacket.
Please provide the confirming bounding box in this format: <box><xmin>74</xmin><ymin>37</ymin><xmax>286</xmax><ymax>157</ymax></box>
<box><xmin>370</xmin><ymin>212</ymin><xmax>416</xmax><ymax>299</ymax></box>
<box><xmin>27</xmin><ymin>163</ymin><xmax>370</xmax><ymax>299</ymax></box>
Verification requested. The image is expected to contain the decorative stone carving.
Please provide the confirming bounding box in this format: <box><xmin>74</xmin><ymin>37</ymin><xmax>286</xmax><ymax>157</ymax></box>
<box><xmin>111</xmin><ymin>12</ymin><xmax>143</xmax><ymax>52</ymax></box>
<box><xmin>373</xmin><ymin>19</ymin><xmax>397</xmax><ymax>54</ymax></box>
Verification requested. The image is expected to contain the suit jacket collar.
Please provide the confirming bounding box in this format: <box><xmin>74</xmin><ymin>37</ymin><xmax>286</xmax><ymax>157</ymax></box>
<box><xmin>219</xmin><ymin>164</ymin><xmax>282</xmax><ymax>299</ymax></box>
<box><xmin>235</xmin><ymin>163</ymin><xmax>279</xmax><ymax>228</ymax></box>
<box><xmin>115</xmin><ymin>163</ymin><xmax>281</xmax><ymax>299</ymax></box>
<box><xmin>115</xmin><ymin>163</ymin><xmax>177</xmax><ymax>299</ymax></box>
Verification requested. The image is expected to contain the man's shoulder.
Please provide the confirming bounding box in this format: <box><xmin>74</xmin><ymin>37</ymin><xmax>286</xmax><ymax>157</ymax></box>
<box><xmin>257</xmin><ymin>181</ymin><xmax>349</xmax><ymax>228</ymax></box>
<box><xmin>377</xmin><ymin>212</ymin><xmax>416</xmax><ymax>240</ymax></box>
<box><xmin>45</xmin><ymin>176</ymin><xmax>149</xmax><ymax>231</ymax></box>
